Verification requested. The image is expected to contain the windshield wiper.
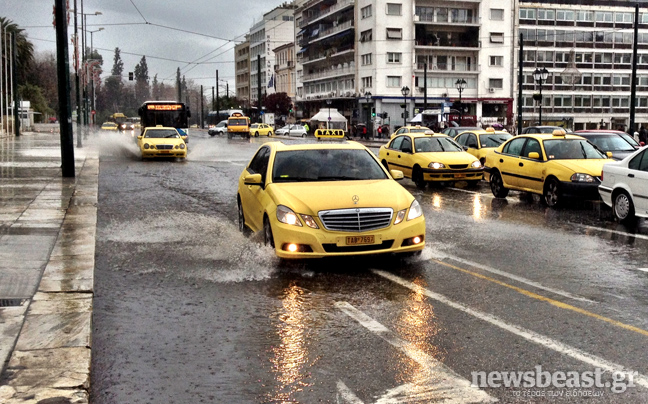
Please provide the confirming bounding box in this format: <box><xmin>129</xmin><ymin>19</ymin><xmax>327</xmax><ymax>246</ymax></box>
<box><xmin>274</xmin><ymin>176</ymin><xmax>316</xmax><ymax>182</ymax></box>
<box><xmin>579</xmin><ymin>142</ymin><xmax>588</xmax><ymax>158</ymax></box>
<box><xmin>434</xmin><ymin>139</ymin><xmax>446</xmax><ymax>152</ymax></box>
<box><xmin>317</xmin><ymin>176</ymin><xmax>357</xmax><ymax>181</ymax></box>
<box><xmin>165</xmin><ymin>134</ymin><xmax>178</xmax><ymax>138</ymax></box>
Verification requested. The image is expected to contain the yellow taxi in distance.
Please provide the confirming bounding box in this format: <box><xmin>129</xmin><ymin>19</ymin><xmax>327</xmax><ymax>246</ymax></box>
<box><xmin>237</xmin><ymin>141</ymin><xmax>425</xmax><ymax>259</ymax></box>
<box><xmin>101</xmin><ymin>122</ymin><xmax>118</xmax><ymax>131</ymax></box>
<box><xmin>454</xmin><ymin>127</ymin><xmax>513</xmax><ymax>165</ymax></box>
<box><xmin>484</xmin><ymin>130</ymin><xmax>611</xmax><ymax>207</ymax></box>
<box><xmin>137</xmin><ymin>126</ymin><xmax>187</xmax><ymax>160</ymax></box>
<box><xmin>250</xmin><ymin>123</ymin><xmax>274</xmax><ymax>137</ymax></box>
<box><xmin>390</xmin><ymin>125</ymin><xmax>432</xmax><ymax>139</ymax></box>
<box><xmin>378</xmin><ymin>131</ymin><xmax>483</xmax><ymax>188</ymax></box>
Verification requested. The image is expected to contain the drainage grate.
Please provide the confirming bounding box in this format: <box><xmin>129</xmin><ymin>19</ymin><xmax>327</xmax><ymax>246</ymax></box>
<box><xmin>0</xmin><ymin>299</ymin><xmax>26</xmax><ymax>307</ymax></box>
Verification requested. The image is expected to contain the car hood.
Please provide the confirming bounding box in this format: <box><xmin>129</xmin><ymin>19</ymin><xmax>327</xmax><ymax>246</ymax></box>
<box><xmin>417</xmin><ymin>151</ymin><xmax>478</xmax><ymax>164</ymax></box>
<box><xmin>608</xmin><ymin>150</ymin><xmax>635</xmax><ymax>161</ymax></box>
<box><xmin>143</xmin><ymin>138</ymin><xmax>184</xmax><ymax>145</ymax></box>
<box><xmin>267</xmin><ymin>180</ymin><xmax>414</xmax><ymax>215</ymax></box>
<box><xmin>551</xmin><ymin>159</ymin><xmax>609</xmax><ymax>175</ymax></box>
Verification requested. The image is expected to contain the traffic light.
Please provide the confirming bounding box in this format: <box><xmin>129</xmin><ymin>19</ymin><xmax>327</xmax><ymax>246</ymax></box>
<box><xmin>382</xmin><ymin>112</ymin><xmax>388</xmax><ymax>119</ymax></box>
<box><xmin>289</xmin><ymin>104</ymin><xmax>293</xmax><ymax>113</ymax></box>
<box><xmin>371</xmin><ymin>107</ymin><xmax>376</xmax><ymax>117</ymax></box>
<box><xmin>128</xmin><ymin>72</ymin><xmax>134</xmax><ymax>81</ymax></box>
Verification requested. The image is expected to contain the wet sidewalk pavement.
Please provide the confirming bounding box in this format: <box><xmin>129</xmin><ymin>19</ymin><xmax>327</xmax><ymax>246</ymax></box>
<box><xmin>0</xmin><ymin>131</ymin><xmax>98</xmax><ymax>403</ymax></box>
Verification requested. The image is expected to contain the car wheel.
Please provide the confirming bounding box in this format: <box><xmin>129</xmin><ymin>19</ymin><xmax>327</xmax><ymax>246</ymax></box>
<box><xmin>489</xmin><ymin>171</ymin><xmax>509</xmax><ymax>198</ymax></box>
<box><xmin>263</xmin><ymin>216</ymin><xmax>275</xmax><ymax>249</ymax></box>
<box><xmin>613</xmin><ymin>191</ymin><xmax>635</xmax><ymax>223</ymax></box>
<box><xmin>238</xmin><ymin>199</ymin><xmax>250</xmax><ymax>235</ymax></box>
<box><xmin>255</xmin><ymin>131</ymin><xmax>259</xmax><ymax>137</ymax></box>
<box><xmin>543</xmin><ymin>178</ymin><xmax>560</xmax><ymax>207</ymax></box>
<box><xmin>302</xmin><ymin>133</ymin><xmax>306</xmax><ymax>138</ymax></box>
<box><xmin>413</xmin><ymin>167</ymin><xmax>426</xmax><ymax>189</ymax></box>
<box><xmin>268</xmin><ymin>131</ymin><xmax>273</xmax><ymax>137</ymax></box>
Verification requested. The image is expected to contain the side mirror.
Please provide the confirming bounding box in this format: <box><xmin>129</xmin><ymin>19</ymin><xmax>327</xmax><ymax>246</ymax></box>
<box><xmin>528</xmin><ymin>152</ymin><xmax>540</xmax><ymax>159</ymax></box>
<box><xmin>462</xmin><ymin>145</ymin><xmax>469</xmax><ymax>151</ymax></box>
<box><xmin>606</xmin><ymin>151</ymin><xmax>613</xmax><ymax>158</ymax></box>
<box><xmin>244</xmin><ymin>173</ymin><xmax>263</xmax><ymax>186</ymax></box>
<box><xmin>137</xmin><ymin>135</ymin><xmax>143</xmax><ymax>139</ymax></box>
<box><xmin>390</xmin><ymin>169</ymin><xmax>404</xmax><ymax>180</ymax></box>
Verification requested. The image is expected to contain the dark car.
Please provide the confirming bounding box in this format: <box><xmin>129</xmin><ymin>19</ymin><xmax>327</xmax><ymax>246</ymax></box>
<box><xmin>521</xmin><ymin>126</ymin><xmax>569</xmax><ymax>134</ymax></box>
<box><xmin>441</xmin><ymin>126</ymin><xmax>482</xmax><ymax>138</ymax></box>
<box><xmin>573</xmin><ymin>130</ymin><xmax>639</xmax><ymax>160</ymax></box>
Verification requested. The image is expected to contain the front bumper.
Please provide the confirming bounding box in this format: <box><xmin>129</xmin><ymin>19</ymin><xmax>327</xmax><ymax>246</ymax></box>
<box><xmin>559</xmin><ymin>181</ymin><xmax>601</xmax><ymax>200</ymax></box>
<box><xmin>272</xmin><ymin>216</ymin><xmax>426</xmax><ymax>259</ymax></box>
<box><xmin>141</xmin><ymin>149</ymin><xmax>187</xmax><ymax>158</ymax></box>
<box><xmin>422</xmin><ymin>167</ymin><xmax>484</xmax><ymax>182</ymax></box>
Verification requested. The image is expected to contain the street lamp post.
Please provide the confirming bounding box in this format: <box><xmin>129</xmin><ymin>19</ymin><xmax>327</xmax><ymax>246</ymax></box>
<box><xmin>401</xmin><ymin>86</ymin><xmax>410</xmax><ymax>128</ymax></box>
<box><xmin>455</xmin><ymin>78</ymin><xmax>466</xmax><ymax>125</ymax></box>
<box><xmin>533</xmin><ymin>67</ymin><xmax>549</xmax><ymax>126</ymax></box>
<box><xmin>364</xmin><ymin>91</ymin><xmax>372</xmax><ymax>138</ymax></box>
<box><xmin>326</xmin><ymin>98</ymin><xmax>332</xmax><ymax>129</ymax></box>
<box><xmin>87</xmin><ymin>27</ymin><xmax>103</xmax><ymax>127</ymax></box>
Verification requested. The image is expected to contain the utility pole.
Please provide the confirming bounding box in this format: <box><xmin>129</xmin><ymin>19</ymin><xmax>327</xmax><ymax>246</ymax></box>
<box><xmin>257</xmin><ymin>55</ymin><xmax>261</xmax><ymax>121</ymax></box>
<box><xmin>517</xmin><ymin>33</ymin><xmax>523</xmax><ymax>136</ymax></box>
<box><xmin>423</xmin><ymin>62</ymin><xmax>427</xmax><ymax>113</ymax></box>
<box><xmin>11</xmin><ymin>33</ymin><xmax>20</xmax><ymax>137</ymax></box>
<box><xmin>629</xmin><ymin>4</ymin><xmax>639</xmax><ymax>134</ymax></box>
<box><xmin>74</xmin><ymin>0</ymin><xmax>80</xmax><ymax>132</ymax></box>
<box><xmin>200</xmin><ymin>84</ymin><xmax>204</xmax><ymax>129</ymax></box>
<box><xmin>55</xmin><ymin>0</ymin><xmax>75</xmax><ymax>177</ymax></box>
<box><xmin>216</xmin><ymin>69</ymin><xmax>219</xmax><ymax>122</ymax></box>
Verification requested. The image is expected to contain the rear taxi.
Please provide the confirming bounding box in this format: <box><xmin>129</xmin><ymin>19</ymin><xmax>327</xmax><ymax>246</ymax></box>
<box><xmin>137</xmin><ymin>126</ymin><xmax>187</xmax><ymax>159</ymax></box>
<box><xmin>378</xmin><ymin>131</ymin><xmax>483</xmax><ymax>188</ymax></box>
<box><xmin>484</xmin><ymin>130</ymin><xmax>611</xmax><ymax>207</ymax></box>
<box><xmin>237</xmin><ymin>141</ymin><xmax>425</xmax><ymax>259</ymax></box>
<box><xmin>250</xmin><ymin>123</ymin><xmax>274</xmax><ymax>137</ymax></box>
<box><xmin>454</xmin><ymin>127</ymin><xmax>512</xmax><ymax>165</ymax></box>
<box><xmin>390</xmin><ymin>125</ymin><xmax>432</xmax><ymax>139</ymax></box>
<box><xmin>101</xmin><ymin>122</ymin><xmax>118</xmax><ymax>131</ymax></box>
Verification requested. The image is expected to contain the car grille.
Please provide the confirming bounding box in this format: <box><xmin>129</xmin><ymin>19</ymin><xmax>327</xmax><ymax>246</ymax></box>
<box><xmin>322</xmin><ymin>240</ymin><xmax>395</xmax><ymax>253</ymax></box>
<box><xmin>318</xmin><ymin>208</ymin><xmax>393</xmax><ymax>232</ymax></box>
<box><xmin>156</xmin><ymin>144</ymin><xmax>174</xmax><ymax>150</ymax></box>
<box><xmin>449</xmin><ymin>164</ymin><xmax>469</xmax><ymax>169</ymax></box>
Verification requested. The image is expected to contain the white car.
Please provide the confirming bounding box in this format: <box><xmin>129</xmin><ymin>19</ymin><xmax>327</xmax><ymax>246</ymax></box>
<box><xmin>276</xmin><ymin>124</ymin><xmax>307</xmax><ymax>137</ymax></box>
<box><xmin>208</xmin><ymin>120</ymin><xmax>228</xmax><ymax>136</ymax></box>
<box><xmin>598</xmin><ymin>146</ymin><xmax>648</xmax><ymax>222</ymax></box>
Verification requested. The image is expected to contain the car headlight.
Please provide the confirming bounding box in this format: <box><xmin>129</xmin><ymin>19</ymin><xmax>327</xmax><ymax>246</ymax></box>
<box><xmin>394</xmin><ymin>209</ymin><xmax>407</xmax><ymax>225</ymax></box>
<box><xmin>471</xmin><ymin>160</ymin><xmax>482</xmax><ymax>168</ymax></box>
<box><xmin>277</xmin><ymin>205</ymin><xmax>302</xmax><ymax>226</ymax></box>
<box><xmin>570</xmin><ymin>173</ymin><xmax>596</xmax><ymax>183</ymax></box>
<box><xmin>428</xmin><ymin>162</ymin><xmax>445</xmax><ymax>169</ymax></box>
<box><xmin>180</xmin><ymin>144</ymin><xmax>185</xmax><ymax>149</ymax></box>
<box><xmin>144</xmin><ymin>143</ymin><xmax>150</xmax><ymax>149</ymax></box>
<box><xmin>300</xmin><ymin>214</ymin><xmax>319</xmax><ymax>229</ymax></box>
<box><xmin>407</xmin><ymin>199</ymin><xmax>423</xmax><ymax>221</ymax></box>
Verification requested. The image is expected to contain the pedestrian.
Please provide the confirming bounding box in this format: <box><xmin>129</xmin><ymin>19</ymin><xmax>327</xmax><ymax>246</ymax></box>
<box><xmin>362</xmin><ymin>125</ymin><xmax>367</xmax><ymax>139</ymax></box>
<box><xmin>639</xmin><ymin>125</ymin><xmax>647</xmax><ymax>144</ymax></box>
<box><xmin>377</xmin><ymin>125</ymin><xmax>382</xmax><ymax>138</ymax></box>
<box><xmin>304</xmin><ymin>122</ymin><xmax>309</xmax><ymax>135</ymax></box>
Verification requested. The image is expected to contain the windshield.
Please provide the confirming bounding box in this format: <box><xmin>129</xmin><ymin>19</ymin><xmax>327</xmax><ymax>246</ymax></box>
<box><xmin>479</xmin><ymin>133</ymin><xmax>512</xmax><ymax>148</ymax></box>
<box><xmin>414</xmin><ymin>137</ymin><xmax>463</xmax><ymax>152</ymax></box>
<box><xmin>229</xmin><ymin>118</ymin><xmax>248</xmax><ymax>126</ymax></box>
<box><xmin>144</xmin><ymin>129</ymin><xmax>179</xmax><ymax>138</ymax></box>
<box><xmin>272</xmin><ymin>149</ymin><xmax>388</xmax><ymax>182</ymax></box>
<box><xmin>583</xmin><ymin>135</ymin><xmax>635</xmax><ymax>152</ymax></box>
<box><xmin>543</xmin><ymin>139</ymin><xmax>606</xmax><ymax>160</ymax></box>
<box><xmin>619</xmin><ymin>133</ymin><xmax>640</xmax><ymax>146</ymax></box>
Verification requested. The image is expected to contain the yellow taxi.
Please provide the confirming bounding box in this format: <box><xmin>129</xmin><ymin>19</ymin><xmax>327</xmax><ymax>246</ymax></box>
<box><xmin>378</xmin><ymin>131</ymin><xmax>483</xmax><ymax>188</ymax></box>
<box><xmin>250</xmin><ymin>123</ymin><xmax>274</xmax><ymax>137</ymax></box>
<box><xmin>453</xmin><ymin>127</ymin><xmax>512</xmax><ymax>166</ymax></box>
<box><xmin>390</xmin><ymin>125</ymin><xmax>432</xmax><ymax>139</ymax></box>
<box><xmin>484</xmin><ymin>130</ymin><xmax>612</xmax><ymax>207</ymax></box>
<box><xmin>237</xmin><ymin>141</ymin><xmax>425</xmax><ymax>259</ymax></box>
<box><xmin>101</xmin><ymin>122</ymin><xmax>118</xmax><ymax>131</ymax></box>
<box><xmin>227</xmin><ymin>112</ymin><xmax>251</xmax><ymax>139</ymax></box>
<box><xmin>137</xmin><ymin>126</ymin><xmax>187</xmax><ymax>160</ymax></box>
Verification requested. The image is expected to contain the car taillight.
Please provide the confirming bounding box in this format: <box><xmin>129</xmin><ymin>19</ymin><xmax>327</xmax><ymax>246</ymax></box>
<box><xmin>600</xmin><ymin>171</ymin><xmax>603</xmax><ymax>181</ymax></box>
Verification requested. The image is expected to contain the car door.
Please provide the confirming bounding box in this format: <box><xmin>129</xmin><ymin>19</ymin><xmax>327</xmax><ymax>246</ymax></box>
<box><xmin>460</xmin><ymin>132</ymin><xmax>480</xmax><ymax>160</ymax></box>
<box><xmin>239</xmin><ymin>146</ymin><xmax>271</xmax><ymax>231</ymax></box>
<box><xmin>395</xmin><ymin>136</ymin><xmax>415</xmax><ymax>178</ymax></box>
<box><xmin>515</xmin><ymin>138</ymin><xmax>546</xmax><ymax>193</ymax></box>
<box><xmin>628</xmin><ymin>149</ymin><xmax>648</xmax><ymax>216</ymax></box>
<box><xmin>383</xmin><ymin>136</ymin><xmax>405</xmax><ymax>171</ymax></box>
<box><xmin>496</xmin><ymin>137</ymin><xmax>528</xmax><ymax>189</ymax></box>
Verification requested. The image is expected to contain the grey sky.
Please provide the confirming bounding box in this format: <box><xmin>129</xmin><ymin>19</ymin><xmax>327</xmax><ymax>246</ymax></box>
<box><xmin>3</xmin><ymin>0</ymin><xmax>287</xmax><ymax>93</ymax></box>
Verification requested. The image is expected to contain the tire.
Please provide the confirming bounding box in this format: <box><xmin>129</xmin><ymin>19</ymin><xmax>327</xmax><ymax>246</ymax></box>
<box><xmin>302</xmin><ymin>133</ymin><xmax>306</xmax><ymax>138</ymax></box>
<box><xmin>263</xmin><ymin>216</ymin><xmax>275</xmax><ymax>249</ymax></box>
<box><xmin>255</xmin><ymin>131</ymin><xmax>259</xmax><ymax>137</ymax></box>
<box><xmin>268</xmin><ymin>131</ymin><xmax>273</xmax><ymax>137</ymax></box>
<box><xmin>613</xmin><ymin>191</ymin><xmax>635</xmax><ymax>223</ymax></box>
<box><xmin>413</xmin><ymin>167</ymin><xmax>427</xmax><ymax>189</ymax></box>
<box><xmin>543</xmin><ymin>178</ymin><xmax>561</xmax><ymax>207</ymax></box>
<box><xmin>489</xmin><ymin>171</ymin><xmax>509</xmax><ymax>198</ymax></box>
<box><xmin>237</xmin><ymin>199</ymin><xmax>250</xmax><ymax>235</ymax></box>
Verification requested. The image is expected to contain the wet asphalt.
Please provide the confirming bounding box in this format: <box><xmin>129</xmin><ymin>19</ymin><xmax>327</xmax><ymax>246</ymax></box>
<box><xmin>90</xmin><ymin>130</ymin><xmax>648</xmax><ymax>403</ymax></box>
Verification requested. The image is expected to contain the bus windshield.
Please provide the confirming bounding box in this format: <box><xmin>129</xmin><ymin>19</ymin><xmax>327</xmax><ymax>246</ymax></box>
<box><xmin>138</xmin><ymin>102</ymin><xmax>190</xmax><ymax>131</ymax></box>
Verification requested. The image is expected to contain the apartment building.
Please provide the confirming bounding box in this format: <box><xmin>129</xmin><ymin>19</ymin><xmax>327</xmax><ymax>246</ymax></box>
<box><xmin>519</xmin><ymin>0</ymin><xmax>648</xmax><ymax>131</ymax></box>
<box><xmin>273</xmin><ymin>42</ymin><xmax>296</xmax><ymax>97</ymax></box>
<box><xmin>234</xmin><ymin>38</ymin><xmax>250</xmax><ymax>108</ymax></box>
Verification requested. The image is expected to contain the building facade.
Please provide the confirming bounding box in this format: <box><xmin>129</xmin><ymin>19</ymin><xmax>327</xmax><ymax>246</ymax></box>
<box><xmin>273</xmin><ymin>42</ymin><xmax>296</xmax><ymax>97</ymax></box>
<box><xmin>234</xmin><ymin>38</ymin><xmax>250</xmax><ymax>109</ymax></box>
<box><xmin>518</xmin><ymin>0</ymin><xmax>648</xmax><ymax>131</ymax></box>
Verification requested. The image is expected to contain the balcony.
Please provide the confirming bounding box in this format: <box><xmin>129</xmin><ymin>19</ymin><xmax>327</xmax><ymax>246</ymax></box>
<box><xmin>302</xmin><ymin>65</ymin><xmax>355</xmax><ymax>83</ymax></box>
<box><xmin>301</xmin><ymin>0</ymin><xmax>355</xmax><ymax>27</ymax></box>
<box><xmin>309</xmin><ymin>20</ymin><xmax>354</xmax><ymax>44</ymax></box>
<box><xmin>300</xmin><ymin>44</ymin><xmax>354</xmax><ymax>65</ymax></box>
<box><xmin>415</xmin><ymin>63</ymin><xmax>479</xmax><ymax>73</ymax></box>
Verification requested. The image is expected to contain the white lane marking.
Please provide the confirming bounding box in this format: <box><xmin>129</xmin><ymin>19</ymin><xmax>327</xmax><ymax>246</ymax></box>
<box><xmin>576</xmin><ymin>224</ymin><xmax>648</xmax><ymax>241</ymax></box>
<box><xmin>447</xmin><ymin>187</ymin><xmax>489</xmax><ymax>196</ymax></box>
<box><xmin>335</xmin><ymin>301</ymin><xmax>496</xmax><ymax>403</ymax></box>
<box><xmin>635</xmin><ymin>268</ymin><xmax>648</xmax><ymax>273</ymax></box>
<box><xmin>428</xmin><ymin>249</ymin><xmax>594</xmax><ymax>303</ymax></box>
<box><xmin>337</xmin><ymin>381</ymin><xmax>365</xmax><ymax>404</ymax></box>
<box><xmin>373</xmin><ymin>269</ymin><xmax>648</xmax><ymax>389</ymax></box>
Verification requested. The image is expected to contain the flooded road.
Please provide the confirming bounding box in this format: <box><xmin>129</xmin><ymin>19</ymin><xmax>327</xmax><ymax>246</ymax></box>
<box><xmin>90</xmin><ymin>130</ymin><xmax>648</xmax><ymax>403</ymax></box>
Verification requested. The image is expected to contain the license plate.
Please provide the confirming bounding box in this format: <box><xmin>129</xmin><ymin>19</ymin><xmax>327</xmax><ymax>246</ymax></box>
<box><xmin>454</xmin><ymin>173</ymin><xmax>466</xmax><ymax>178</ymax></box>
<box><xmin>160</xmin><ymin>150</ymin><xmax>170</xmax><ymax>153</ymax></box>
<box><xmin>346</xmin><ymin>235</ymin><xmax>375</xmax><ymax>245</ymax></box>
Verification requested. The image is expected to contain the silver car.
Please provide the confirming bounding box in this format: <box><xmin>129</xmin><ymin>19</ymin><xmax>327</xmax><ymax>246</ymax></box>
<box><xmin>276</xmin><ymin>124</ymin><xmax>308</xmax><ymax>137</ymax></box>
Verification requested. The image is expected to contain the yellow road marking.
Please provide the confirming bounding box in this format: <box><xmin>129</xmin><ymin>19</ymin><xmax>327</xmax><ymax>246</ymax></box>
<box><xmin>432</xmin><ymin>258</ymin><xmax>648</xmax><ymax>338</ymax></box>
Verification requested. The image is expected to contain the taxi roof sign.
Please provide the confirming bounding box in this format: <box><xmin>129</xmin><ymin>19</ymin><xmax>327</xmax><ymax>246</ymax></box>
<box><xmin>552</xmin><ymin>129</ymin><xmax>567</xmax><ymax>136</ymax></box>
<box><xmin>485</xmin><ymin>127</ymin><xmax>495</xmax><ymax>132</ymax></box>
<box><xmin>314</xmin><ymin>128</ymin><xmax>345</xmax><ymax>139</ymax></box>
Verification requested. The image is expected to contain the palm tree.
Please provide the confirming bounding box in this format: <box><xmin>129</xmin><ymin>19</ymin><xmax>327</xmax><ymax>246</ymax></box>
<box><xmin>1</xmin><ymin>17</ymin><xmax>34</xmax><ymax>85</ymax></box>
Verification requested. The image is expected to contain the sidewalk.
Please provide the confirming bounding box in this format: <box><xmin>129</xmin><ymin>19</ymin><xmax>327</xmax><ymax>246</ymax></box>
<box><xmin>0</xmin><ymin>131</ymin><xmax>98</xmax><ymax>403</ymax></box>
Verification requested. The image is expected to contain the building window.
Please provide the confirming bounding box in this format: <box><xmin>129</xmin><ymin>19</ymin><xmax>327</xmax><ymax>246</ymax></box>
<box><xmin>360</xmin><ymin>29</ymin><xmax>372</xmax><ymax>42</ymax></box>
<box><xmin>596</xmin><ymin>11</ymin><xmax>613</xmax><ymax>22</ymax></box>
<box><xmin>490</xmin><ymin>56</ymin><xmax>503</xmax><ymax>66</ymax></box>
<box><xmin>386</xmin><ymin>3</ymin><xmax>402</xmax><ymax>16</ymax></box>
<box><xmin>490</xmin><ymin>8</ymin><xmax>504</xmax><ymax>21</ymax></box>
<box><xmin>386</xmin><ymin>28</ymin><xmax>402</xmax><ymax>40</ymax></box>
<box><xmin>556</xmin><ymin>10</ymin><xmax>574</xmax><ymax>22</ymax></box>
<box><xmin>361</xmin><ymin>53</ymin><xmax>372</xmax><ymax>65</ymax></box>
<box><xmin>387</xmin><ymin>76</ymin><xmax>401</xmax><ymax>87</ymax></box>
<box><xmin>489</xmin><ymin>78</ymin><xmax>503</xmax><ymax>89</ymax></box>
<box><xmin>519</xmin><ymin>8</ymin><xmax>536</xmax><ymax>20</ymax></box>
<box><xmin>576</xmin><ymin>11</ymin><xmax>594</xmax><ymax>22</ymax></box>
<box><xmin>361</xmin><ymin>5</ymin><xmax>372</xmax><ymax>19</ymax></box>
<box><xmin>362</xmin><ymin>76</ymin><xmax>373</xmax><ymax>89</ymax></box>
<box><xmin>451</xmin><ymin>9</ymin><xmax>473</xmax><ymax>23</ymax></box>
<box><xmin>490</xmin><ymin>32</ymin><xmax>504</xmax><ymax>43</ymax></box>
<box><xmin>387</xmin><ymin>52</ymin><xmax>402</xmax><ymax>63</ymax></box>
<box><xmin>538</xmin><ymin>9</ymin><xmax>555</xmax><ymax>21</ymax></box>
<box><xmin>616</xmin><ymin>12</ymin><xmax>633</xmax><ymax>23</ymax></box>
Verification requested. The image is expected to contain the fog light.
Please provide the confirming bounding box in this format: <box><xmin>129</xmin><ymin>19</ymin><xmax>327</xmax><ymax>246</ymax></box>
<box><xmin>287</xmin><ymin>243</ymin><xmax>298</xmax><ymax>252</ymax></box>
<box><xmin>402</xmin><ymin>235</ymin><xmax>425</xmax><ymax>247</ymax></box>
<box><xmin>413</xmin><ymin>236</ymin><xmax>421</xmax><ymax>244</ymax></box>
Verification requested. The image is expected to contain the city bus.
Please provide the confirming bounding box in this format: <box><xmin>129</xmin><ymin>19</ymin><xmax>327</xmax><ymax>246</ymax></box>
<box><xmin>138</xmin><ymin>101</ymin><xmax>191</xmax><ymax>143</ymax></box>
<box><xmin>227</xmin><ymin>112</ymin><xmax>251</xmax><ymax>139</ymax></box>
